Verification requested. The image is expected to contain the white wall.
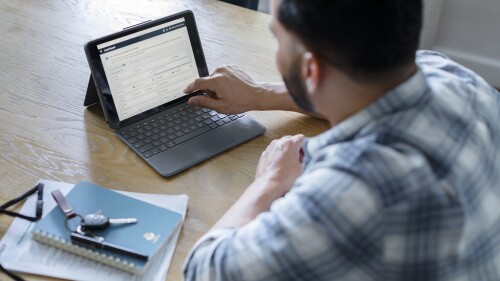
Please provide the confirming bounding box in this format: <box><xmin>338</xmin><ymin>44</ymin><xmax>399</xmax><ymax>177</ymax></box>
<box><xmin>421</xmin><ymin>0</ymin><xmax>500</xmax><ymax>87</ymax></box>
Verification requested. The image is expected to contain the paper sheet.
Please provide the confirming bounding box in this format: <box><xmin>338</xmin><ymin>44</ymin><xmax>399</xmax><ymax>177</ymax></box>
<box><xmin>0</xmin><ymin>180</ymin><xmax>188</xmax><ymax>281</ymax></box>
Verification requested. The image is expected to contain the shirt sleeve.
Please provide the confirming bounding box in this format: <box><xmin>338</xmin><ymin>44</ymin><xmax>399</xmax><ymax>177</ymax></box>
<box><xmin>183</xmin><ymin>168</ymin><xmax>384</xmax><ymax>281</ymax></box>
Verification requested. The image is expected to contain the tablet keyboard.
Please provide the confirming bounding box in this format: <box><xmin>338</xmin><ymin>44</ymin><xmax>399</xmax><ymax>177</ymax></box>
<box><xmin>118</xmin><ymin>105</ymin><xmax>244</xmax><ymax>158</ymax></box>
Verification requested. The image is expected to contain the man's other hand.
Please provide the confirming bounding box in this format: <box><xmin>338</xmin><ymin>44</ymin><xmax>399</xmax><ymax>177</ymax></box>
<box><xmin>254</xmin><ymin>134</ymin><xmax>305</xmax><ymax>199</ymax></box>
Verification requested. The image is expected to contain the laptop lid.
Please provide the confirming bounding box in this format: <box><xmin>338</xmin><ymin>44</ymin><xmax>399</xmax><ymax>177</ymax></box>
<box><xmin>84</xmin><ymin>11</ymin><xmax>208</xmax><ymax>129</ymax></box>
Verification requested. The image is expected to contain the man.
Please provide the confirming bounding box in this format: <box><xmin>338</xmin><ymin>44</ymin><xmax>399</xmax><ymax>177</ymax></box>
<box><xmin>183</xmin><ymin>0</ymin><xmax>500</xmax><ymax>280</ymax></box>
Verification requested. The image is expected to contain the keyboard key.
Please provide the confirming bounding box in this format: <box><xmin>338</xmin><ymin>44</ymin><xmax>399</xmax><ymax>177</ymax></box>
<box><xmin>230</xmin><ymin>115</ymin><xmax>238</xmax><ymax>120</ymax></box>
<box><xmin>210</xmin><ymin>116</ymin><xmax>219</xmax><ymax>122</ymax></box>
<box><xmin>202</xmin><ymin>113</ymin><xmax>211</xmax><ymax>119</ymax></box>
<box><xmin>144</xmin><ymin>151</ymin><xmax>154</xmax><ymax>158</ymax></box>
<box><xmin>139</xmin><ymin>144</ymin><xmax>154</xmax><ymax>153</ymax></box>
<box><xmin>173</xmin><ymin>126</ymin><xmax>211</xmax><ymax>145</ymax></box>
<box><xmin>151</xmin><ymin>148</ymin><xmax>161</xmax><ymax>155</ymax></box>
<box><xmin>133</xmin><ymin>141</ymin><xmax>145</xmax><ymax>148</ymax></box>
<box><xmin>159</xmin><ymin>145</ymin><xmax>168</xmax><ymax>151</ymax></box>
<box><xmin>128</xmin><ymin>137</ymin><xmax>138</xmax><ymax>144</ymax></box>
<box><xmin>222</xmin><ymin>117</ymin><xmax>231</xmax><ymax>123</ymax></box>
<box><xmin>153</xmin><ymin>141</ymin><xmax>161</xmax><ymax>147</ymax></box>
<box><xmin>216</xmin><ymin>120</ymin><xmax>224</xmax><ymax>126</ymax></box>
<box><xmin>209</xmin><ymin>123</ymin><xmax>218</xmax><ymax>129</ymax></box>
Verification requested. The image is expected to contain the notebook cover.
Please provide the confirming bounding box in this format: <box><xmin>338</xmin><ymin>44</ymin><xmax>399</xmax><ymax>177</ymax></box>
<box><xmin>31</xmin><ymin>181</ymin><xmax>182</xmax><ymax>274</ymax></box>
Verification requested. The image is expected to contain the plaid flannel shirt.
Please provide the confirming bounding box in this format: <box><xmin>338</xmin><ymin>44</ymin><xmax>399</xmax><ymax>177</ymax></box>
<box><xmin>183</xmin><ymin>51</ymin><xmax>500</xmax><ymax>281</ymax></box>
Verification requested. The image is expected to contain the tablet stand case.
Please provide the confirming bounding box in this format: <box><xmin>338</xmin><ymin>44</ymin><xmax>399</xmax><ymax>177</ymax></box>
<box><xmin>83</xmin><ymin>76</ymin><xmax>99</xmax><ymax>106</ymax></box>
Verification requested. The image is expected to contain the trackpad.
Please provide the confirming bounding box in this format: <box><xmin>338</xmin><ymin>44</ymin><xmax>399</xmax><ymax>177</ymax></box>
<box><xmin>186</xmin><ymin>129</ymin><xmax>236</xmax><ymax>157</ymax></box>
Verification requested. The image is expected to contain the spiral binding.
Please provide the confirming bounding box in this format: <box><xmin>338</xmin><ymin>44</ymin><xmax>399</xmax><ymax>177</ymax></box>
<box><xmin>31</xmin><ymin>230</ymin><xmax>141</xmax><ymax>275</ymax></box>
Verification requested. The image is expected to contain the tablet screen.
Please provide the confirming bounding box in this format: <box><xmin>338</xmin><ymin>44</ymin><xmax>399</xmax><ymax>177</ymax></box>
<box><xmin>96</xmin><ymin>17</ymin><xmax>199</xmax><ymax>121</ymax></box>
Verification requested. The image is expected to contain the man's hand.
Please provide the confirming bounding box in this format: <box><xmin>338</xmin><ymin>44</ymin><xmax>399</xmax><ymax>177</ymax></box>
<box><xmin>184</xmin><ymin>65</ymin><xmax>262</xmax><ymax>114</ymax></box>
<box><xmin>254</xmin><ymin>134</ymin><xmax>305</xmax><ymax>199</ymax></box>
<box><xmin>185</xmin><ymin>64</ymin><xmax>324</xmax><ymax>118</ymax></box>
<box><xmin>212</xmin><ymin>134</ymin><xmax>305</xmax><ymax>229</ymax></box>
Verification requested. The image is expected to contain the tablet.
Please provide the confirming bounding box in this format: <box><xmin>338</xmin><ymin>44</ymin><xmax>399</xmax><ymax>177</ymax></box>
<box><xmin>84</xmin><ymin>10</ymin><xmax>208</xmax><ymax>129</ymax></box>
<box><xmin>83</xmin><ymin>10</ymin><xmax>265</xmax><ymax>177</ymax></box>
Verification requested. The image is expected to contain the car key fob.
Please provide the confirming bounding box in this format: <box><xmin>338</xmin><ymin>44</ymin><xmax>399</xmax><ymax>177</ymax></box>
<box><xmin>82</xmin><ymin>212</ymin><xmax>137</xmax><ymax>230</ymax></box>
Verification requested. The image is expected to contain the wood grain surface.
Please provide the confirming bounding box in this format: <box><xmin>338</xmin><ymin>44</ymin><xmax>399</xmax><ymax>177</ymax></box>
<box><xmin>0</xmin><ymin>0</ymin><xmax>329</xmax><ymax>280</ymax></box>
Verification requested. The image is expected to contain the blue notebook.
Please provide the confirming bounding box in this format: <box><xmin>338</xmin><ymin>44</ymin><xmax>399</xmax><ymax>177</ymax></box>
<box><xmin>31</xmin><ymin>181</ymin><xmax>182</xmax><ymax>275</ymax></box>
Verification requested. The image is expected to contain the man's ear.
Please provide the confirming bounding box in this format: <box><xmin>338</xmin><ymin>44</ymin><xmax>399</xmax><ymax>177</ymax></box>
<box><xmin>301</xmin><ymin>51</ymin><xmax>321</xmax><ymax>97</ymax></box>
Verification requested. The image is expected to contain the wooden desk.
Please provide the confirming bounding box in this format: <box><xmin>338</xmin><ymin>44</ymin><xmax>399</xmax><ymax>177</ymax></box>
<box><xmin>0</xmin><ymin>0</ymin><xmax>328</xmax><ymax>280</ymax></box>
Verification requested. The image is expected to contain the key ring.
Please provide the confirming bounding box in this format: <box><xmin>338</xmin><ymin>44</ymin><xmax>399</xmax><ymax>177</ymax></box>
<box><xmin>51</xmin><ymin>189</ymin><xmax>84</xmax><ymax>232</ymax></box>
<box><xmin>64</xmin><ymin>214</ymin><xmax>84</xmax><ymax>232</ymax></box>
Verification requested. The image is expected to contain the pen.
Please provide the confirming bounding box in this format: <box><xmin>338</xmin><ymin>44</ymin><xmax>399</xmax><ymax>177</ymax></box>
<box><xmin>70</xmin><ymin>232</ymin><xmax>149</xmax><ymax>261</ymax></box>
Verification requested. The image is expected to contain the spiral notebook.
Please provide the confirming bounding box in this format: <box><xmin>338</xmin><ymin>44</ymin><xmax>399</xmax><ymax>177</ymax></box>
<box><xmin>31</xmin><ymin>181</ymin><xmax>182</xmax><ymax>275</ymax></box>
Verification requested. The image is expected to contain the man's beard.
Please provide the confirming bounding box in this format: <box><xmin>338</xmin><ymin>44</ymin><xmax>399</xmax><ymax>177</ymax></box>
<box><xmin>282</xmin><ymin>58</ymin><xmax>316</xmax><ymax>113</ymax></box>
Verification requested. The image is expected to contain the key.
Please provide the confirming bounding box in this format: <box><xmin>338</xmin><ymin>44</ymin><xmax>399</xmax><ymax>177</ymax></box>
<box><xmin>82</xmin><ymin>213</ymin><xmax>137</xmax><ymax>230</ymax></box>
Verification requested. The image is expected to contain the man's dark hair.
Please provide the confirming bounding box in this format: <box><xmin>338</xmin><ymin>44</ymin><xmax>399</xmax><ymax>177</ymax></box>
<box><xmin>278</xmin><ymin>0</ymin><xmax>422</xmax><ymax>82</ymax></box>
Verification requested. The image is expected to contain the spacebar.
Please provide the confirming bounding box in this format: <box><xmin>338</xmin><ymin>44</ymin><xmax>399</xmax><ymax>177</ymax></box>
<box><xmin>173</xmin><ymin>126</ymin><xmax>212</xmax><ymax>145</ymax></box>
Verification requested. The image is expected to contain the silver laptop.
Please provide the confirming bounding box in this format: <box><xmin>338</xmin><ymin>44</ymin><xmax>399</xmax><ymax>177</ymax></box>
<box><xmin>83</xmin><ymin>11</ymin><xmax>265</xmax><ymax>177</ymax></box>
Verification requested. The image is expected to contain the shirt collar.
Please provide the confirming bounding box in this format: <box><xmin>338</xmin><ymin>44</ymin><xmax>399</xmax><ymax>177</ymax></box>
<box><xmin>302</xmin><ymin>67</ymin><xmax>428</xmax><ymax>165</ymax></box>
